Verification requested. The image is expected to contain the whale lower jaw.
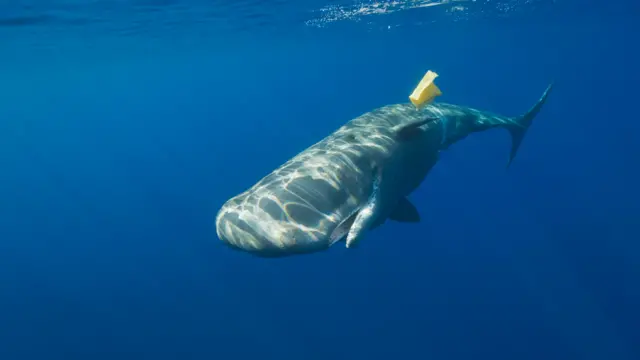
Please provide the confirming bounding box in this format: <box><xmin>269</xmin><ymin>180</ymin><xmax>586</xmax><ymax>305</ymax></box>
<box><xmin>215</xmin><ymin>203</ymin><xmax>333</xmax><ymax>258</ymax></box>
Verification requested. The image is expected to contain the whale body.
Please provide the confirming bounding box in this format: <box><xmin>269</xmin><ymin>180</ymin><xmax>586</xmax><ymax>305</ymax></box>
<box><xmin>215</xmin><ymin>84</ymin><xmax>553</xmax><ymax>257</ymax></box>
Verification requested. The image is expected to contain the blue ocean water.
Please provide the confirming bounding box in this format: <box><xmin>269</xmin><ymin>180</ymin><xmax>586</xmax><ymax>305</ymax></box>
<box><xmin>1</xmin><ymin>0</ymin><xmax>639</xmax><ymax>359</ymax></box>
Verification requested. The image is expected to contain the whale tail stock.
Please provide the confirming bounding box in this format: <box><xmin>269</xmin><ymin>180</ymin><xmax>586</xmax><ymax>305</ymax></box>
<box><xmin>506</xmin><ymin>82</ymin><xmax>554</xmax><ymax>168</ymax></box>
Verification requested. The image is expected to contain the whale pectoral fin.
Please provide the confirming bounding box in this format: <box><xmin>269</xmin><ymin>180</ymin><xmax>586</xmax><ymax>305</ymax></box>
<box><xmin>389</xmin><ymin>197</ymin><xmax>420</xmax><ymax>223</ymax></box>
<box><xmin>392</xmin><ymin>116</ymin><xmax>438</xmax><ymax>141</ymax></box>
<box><xmin>345</xmin><ymin>203</ymin><xmax>378</xmax><ymax>249</ymax></box>
<box><xmin>345</xmin><ymin>167</ymin><xmax>383</xmax><ymax>249</ymax></box>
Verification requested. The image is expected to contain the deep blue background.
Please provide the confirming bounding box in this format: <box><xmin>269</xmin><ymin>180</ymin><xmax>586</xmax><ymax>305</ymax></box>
<box><xmin>1</xmin><ymin>1</ymin><xmax>638</xmax><ymax>359</ymax></box>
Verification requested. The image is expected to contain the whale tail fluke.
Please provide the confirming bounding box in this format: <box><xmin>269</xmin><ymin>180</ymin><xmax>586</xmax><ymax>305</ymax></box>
<box><xmin>507</xmin><ymin>82</ymin><xmax>554</xmax><ymax>168</ymax></box>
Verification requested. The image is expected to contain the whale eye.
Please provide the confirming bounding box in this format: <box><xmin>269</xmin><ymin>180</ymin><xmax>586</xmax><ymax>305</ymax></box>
<box><xmin>345</xmin><ymin>134</ymin><xmax>357</xmax><ymax>142</ymax></box>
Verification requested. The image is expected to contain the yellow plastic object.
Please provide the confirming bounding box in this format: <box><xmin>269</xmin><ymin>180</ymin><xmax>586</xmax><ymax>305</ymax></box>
<box><xmin>409</xmin><ymin>70</ymin><xmax>442</xmax><ymax>109</ymax></box>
